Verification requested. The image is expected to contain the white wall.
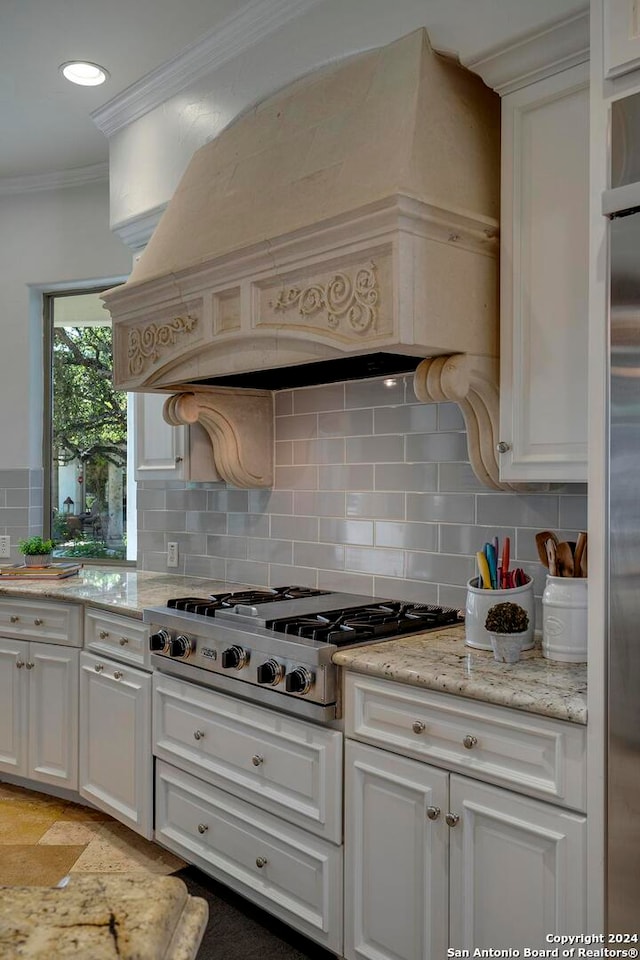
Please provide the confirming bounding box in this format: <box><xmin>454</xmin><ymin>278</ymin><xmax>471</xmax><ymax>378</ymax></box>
<box><xmin>0</xmin><ymin>180</ymin><xmax>132</xmax><ymax>470</ymax></box>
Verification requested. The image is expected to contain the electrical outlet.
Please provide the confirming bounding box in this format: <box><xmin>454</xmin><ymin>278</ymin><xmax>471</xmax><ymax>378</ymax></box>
<box><xmin>167</xmin><ymin>542</ymin><xmax>179</xmax><ymax>568</ymax></box>
<box><xmin>0</xmin><ymin>536</ymin><xmax>10</xmax><ymax>559</ymax></box>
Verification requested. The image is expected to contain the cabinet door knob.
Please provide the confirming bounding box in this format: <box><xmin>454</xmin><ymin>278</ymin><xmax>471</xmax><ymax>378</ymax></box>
<box><xmin>33</xmin><ymin>618</ymin><xmax>43</xmax><ymax>626</ymax></box>
<box><xmin>95</xmin><ymin>663</ymin><xmax>104</xmax><ymax>672</ymax></box>
<box><xmin>445</xmin><ymin>813</ymin><xmax>460</xmax><ymax>827</ymax></box>
<box><xmin>463</xmin><ymin>735</ymin><xmax>478</xmax><ymax>749</ymax></box>
<box><xmin>99</xmin><ymin>630</ymin><xmax>109</xmax><ymax>639</ymax></box>
<box><xmin>113</xmin><ymin>670</ymin><xmax>123</xmax><ymax>680</ymax></box>
<box><xmin>412</xmin><ymin>720</ymin><xmax>426</xmax><ymax>735</ymax></box>
<box><xmin>251</xmin><ymin>754</ymin><xmax>264</xmax><ymax>766</ymax></box>
<box><xmin>255</xmin><ymin>856</ymin><xmax>268</xmax><ymax>868</ymax></box>
<box><xmin>15</xmin><ymin>659</ymin><xmax>24</xmax><ymax>669</ymax></box>
<box><xmin>175</xmin><ymin>456</ymin><xmax>184</xmax><ymax>464</ymax></box>
<box><xmin>197</xmin><ymin>823</ymin><xmax>208</xmax><ymax>834</ymax></box>
<box><xmin>426</xmin><ymin>806</ymin><xmax>441</xmax><ymax>821</ymax></box>
<box><xmin>119</xmin><ymin>637</ymin><xmax>129</xmax><ymax>646</ymax></box>
<box><xmin>26</xmin><ymin>661</ymin><xmax>34</xmax><ymax>670</ymax></box>
<box><xmin>10</xmin><ymin>615</ymin><xmax>19</xmax><ymax>623</ymax></box>
<box><xmin>496</xmin><ymin>441</ymin><xmax>511</xmax><ymax>454</ymax></box>
<box><xmin>193</xmin><ymin>730</ymin><xmax>205</xmax><ymax>741</ymax></box>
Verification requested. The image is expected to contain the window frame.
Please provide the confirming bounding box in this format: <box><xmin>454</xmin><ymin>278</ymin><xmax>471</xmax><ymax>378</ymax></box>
<box><xmin>42</xmin><ymin>286</ymin><xmax>135</xmax><ymax>567</ymax></box>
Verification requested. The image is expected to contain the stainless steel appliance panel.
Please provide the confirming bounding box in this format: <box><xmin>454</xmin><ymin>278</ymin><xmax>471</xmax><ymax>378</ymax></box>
<box><xmin>608</xmin><ymin>206</ymin><xmax>640</xmax><ymax>930</ymax></box>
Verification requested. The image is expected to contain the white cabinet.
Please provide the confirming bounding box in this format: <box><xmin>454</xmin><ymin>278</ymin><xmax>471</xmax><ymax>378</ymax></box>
<box><xmin>156</xmin><ymin>760</ymin><xmax>343</xmax><ymax>954</ymax></box>
<box><xmin>152</xmin><ymin>674</ymin><xmax>343</xmax><ymax>952</ymax></box>
<box><xmin>344</xmin><ymin>741</ymin><xmax>449</xmax><ymax>960</ymax></box>
<box><xmin>499</xmin><ymin>63</ymin><xmax>589</xmax><ymax>482</ymax></box>
<box><xmin>448</xmin><ymin>775</ymin><xmax>586</xmax><ymax>949</ymax></box>
<box><xmin>604</xmin><ymin>0</ymin><xmax>640</xmax><ymax>78</ymax></box>
<box><xmin>0</xmin><ymin>636</ymin><xmax>78</xmax><ymax>789</ymax></box>
<box><xmin>79</xmin><ymin>609</ymin><xmax>153</xmax><ymax>838</ymax></box>
<box><xmin>344</xmin><ymin>676</ymin><xmax>587</xmax><ymax>960</ymax></box>
<box><xmin>79</xmin><ymin>650</ymin><xmax>153</xmax><ymax>839</ymax></box>
<box><xmin>135</xmin><ymin>391</ymin><xmax>218</xmax><ymax>481</ymax></box>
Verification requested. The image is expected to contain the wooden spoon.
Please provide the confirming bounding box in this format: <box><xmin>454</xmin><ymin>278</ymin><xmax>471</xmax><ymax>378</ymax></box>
<box><xmin>545</xmin><ymin>537</ymin><xmax>558</xmax><ymax>576</ymax></box>
<box><xmin>573</xmin><ymin>532</ymin><xmax>587</xmax><ymax>578</ymax></box>
<box><xmin>556</xmin><ymin>541</ymin><xmax>574</xmax><ymax>577</ymax></box>
<box><xmin>536</xmin><ymin>530</ymin><xmax>559</xmax><ymax>567</ymax></box>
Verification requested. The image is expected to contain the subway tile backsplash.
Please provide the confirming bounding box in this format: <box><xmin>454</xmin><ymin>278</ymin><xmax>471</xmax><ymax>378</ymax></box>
<box><xmin>137</xmin><ymin>375</ymin><xmax>587</xmax><ymax>619</ymax></box>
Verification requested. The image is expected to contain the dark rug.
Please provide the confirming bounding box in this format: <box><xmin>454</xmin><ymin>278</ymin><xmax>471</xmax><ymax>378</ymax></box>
<box><xmin>173</xmin><ymin>866</ymin><xmax>339</xmax><ymax>960</ymax></box>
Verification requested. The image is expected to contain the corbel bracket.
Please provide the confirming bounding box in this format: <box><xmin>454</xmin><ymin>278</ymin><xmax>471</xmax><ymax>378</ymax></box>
<box><xmin>414</xmin><ymin>354</ymin><xmax>520</xmax><ymax>492</ymax></box>
<box><xmin>163</xmin><ymin>387</ymin><xmax>274</xmax><ymax>488</ymax></box>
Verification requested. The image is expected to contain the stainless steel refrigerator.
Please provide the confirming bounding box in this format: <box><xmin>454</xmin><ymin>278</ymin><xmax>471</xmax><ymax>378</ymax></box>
<box><xmin>605</xmin><ymin>90</ymin><xmax>640</xmax><ymax>931</ymax></box>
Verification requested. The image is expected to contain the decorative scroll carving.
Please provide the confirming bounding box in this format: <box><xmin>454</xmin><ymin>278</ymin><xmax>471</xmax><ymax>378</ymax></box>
<box><xmin>414</xmin><ymin>354</ymin><xmax>518</xmax><ymax>492</ymax></box>
<box><xmin>270</xmin><ymin>262</ymin><xmax>379</xmax><ymax>333</ymax></box>
<box><xmin>128</xmin><ymin>315</ymin><xmax>198</xmax><ymax>376</ymax></box>
<box><xmin>163</xmin><ymin>388</ymin><xmax>274</xmax><ymax>488</ymax></box>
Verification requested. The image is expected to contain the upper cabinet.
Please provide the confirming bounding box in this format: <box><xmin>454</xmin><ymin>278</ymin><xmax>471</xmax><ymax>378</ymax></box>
<box><xmin>604</xmin><ymin>0</ymin><xmax>640</xmax><ymax>78</ymax></box>
<box><xmin>498</xmin><ymin>63</ymin><xmax>589</xmax><ymax>483</ymax></box>
<box><xmin>134</xmin><ymin>392</ymin><xmax>220</xmax><ymax>482</ymax></box>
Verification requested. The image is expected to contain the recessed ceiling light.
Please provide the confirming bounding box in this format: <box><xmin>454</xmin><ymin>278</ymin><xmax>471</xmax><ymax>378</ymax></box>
<box><xmin>60</xmin><ymin>61</ymin><xmax>109</xmax><ymax>86</ymax></box>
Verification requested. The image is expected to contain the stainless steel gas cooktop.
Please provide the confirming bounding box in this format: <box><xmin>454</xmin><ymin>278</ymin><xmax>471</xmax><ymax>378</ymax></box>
<box><xmin>144</xmin><ymin>586</ymin><xmax>461</xmax><ymax>721</ymax></box>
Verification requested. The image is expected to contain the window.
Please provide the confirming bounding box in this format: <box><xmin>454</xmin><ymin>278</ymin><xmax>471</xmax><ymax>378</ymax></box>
<box><xmin>43</xmin><ymin>289</ymin><xmax>135</xmax><ymax>563</ymax></box>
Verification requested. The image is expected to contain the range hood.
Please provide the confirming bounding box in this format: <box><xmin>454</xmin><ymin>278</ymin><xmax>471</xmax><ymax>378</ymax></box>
<box><xmin>103</xmin><ymin>29</ymin><xmax>506</xmax><ymax>489</ymax></box>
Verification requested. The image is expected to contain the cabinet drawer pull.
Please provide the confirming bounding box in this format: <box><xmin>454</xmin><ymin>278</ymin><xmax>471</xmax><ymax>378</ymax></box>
<box><xmin>426</xmin><ymin>806</ymin><xmax>441</xmax><ymax>821</ymax></box>
<box><xmin>445</xmin><ymin>813</ymin><xmax>460</xmax><ymax>827</ymax></box>
<box><xmin>15</xmin><ymin>659</ymin><xmax>24</xmax><ymax>669</ymax></box>
<box><xmin>99</xmin><ymin>630</ymin><xmax>109</xmax><ymax>639</ymax></box>
<box><xmin>33</xmin><ymin>618</ymin><xmax>43</xmax><ymax>626</ymax></box>
<box><xmin>95</xmin><ymin>663</ymin><xmax>104</xmax><ymax>672</ymax></box>
<box><xmin>197</xmin><ymin>823</ymin><xmax>208</xmax><ymax>834</ymax></box>
<box><xmin>26</xmin><ymin>661</ymin><xmax>34</xmax><ymax>670</ymax></box>
<box><xmin>251</xmin><ymin>754</ymin><xmax>264</xmax><ymax>766</ymax></box>
<box><xmin>113</xmin><ymin>670</ymin><xmax>123</xmax><ymax>680</ymax></box>
<box><xmin>119</xmin><ymin>637</ymin><xmax>129</xmax><ymax>646</ymax></box>
<box><xmin>255</xmin><ymin>856</ymin><xmax>268</xmax><ymax>868</ymax></box>
<box><xmin>463</xmin><ymin>735</ymin><xmax>478</xmax><ymax>750</ymax></box>
<box><xmin>10</xmin><ymin>615</ymin><xmax>19</xmax><ymax>623</ymax></box>
<box><xmin>412</xmin><ymin>720</ymin><xmax>426</xmax><ymax>735</ymax></box>
<box><xmin>193</xmin><ymin>730</ymin><xmax>205</xmax><ymax>741</ymax></box>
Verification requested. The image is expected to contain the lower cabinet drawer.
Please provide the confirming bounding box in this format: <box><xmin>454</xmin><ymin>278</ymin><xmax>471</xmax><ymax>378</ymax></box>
<box><xmin>153</xmin><ymin>673</ymin><xmax>342</xmax><ymax>842</ymax></box>
<box><xmin>0</xmin><ymin>597</ymin><xmax>82</xmax><ymax>647</ymax></box>
<box><xmin>345</xmin><ymin>674</ymin><xmax>586</xmax><ymax>811</ymax></box>
<box><xmin>155</xmin><ymin>760</ymin><xmax>343</xmax><ymax>955</ymax></box>
<box><xmin>84</xmin><ymin>608</ymin><xmax>149</xmax><ymax>668</ymax></box>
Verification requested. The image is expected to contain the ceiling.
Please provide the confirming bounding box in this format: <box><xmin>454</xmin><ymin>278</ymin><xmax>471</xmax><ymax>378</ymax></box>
<box><xmin>0</xmin><ymin>0</ymin><xmax>588</xmax><ymax>186</ymax></box>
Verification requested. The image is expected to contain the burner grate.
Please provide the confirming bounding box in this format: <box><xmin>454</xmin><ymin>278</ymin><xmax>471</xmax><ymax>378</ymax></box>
<box><xmin>268</xmin><ymin>602</ymin><xmax>461</xmax><ymax>646</ymax></box>
<box><xmin>166</xmin><ymin>585</ymin><xmax>331</xmax><ymax>614</ymax></box>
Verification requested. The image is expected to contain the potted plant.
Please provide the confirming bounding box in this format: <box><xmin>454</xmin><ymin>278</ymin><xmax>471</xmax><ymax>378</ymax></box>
<box><xmin>18</xmin><ymin>536</ymin><xmax>55</xmax><ymax>567</ymax></box>
<box><xmin>484</xmin><ymin>601</ymin><xmax>530</xmax><ymax>663</ymax></box>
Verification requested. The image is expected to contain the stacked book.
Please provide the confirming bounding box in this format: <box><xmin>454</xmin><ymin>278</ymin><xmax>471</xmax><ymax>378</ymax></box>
<box><xmin>0</xmin><ymin>562</ymin><xmax>81</xmax><ymax>580</ymax></box>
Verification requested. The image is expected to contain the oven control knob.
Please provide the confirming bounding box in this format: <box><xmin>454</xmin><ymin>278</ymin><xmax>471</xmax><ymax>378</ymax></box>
<box><xmin>169</xmin><ymin>635</ymin><xmax>192</xmax><ymax>659</ymax></box>
<box><xmin>285</xmin><ymin>667</ymin><xmax>314</xmax><ymax>695</ymax></box>
<box><xmin>256</xmin><ymin>659</ymin><xmax>284</xmax><ymax>685</ymax></box>
<box><xmin>149</xmin><ymin>629</ymin><xmax>171</xmax><ymax>653</ymax></box>
<box><xmin>221</xmin><ymin>645</ymin><xmax>249</xmax><ymax>670</ymax></box>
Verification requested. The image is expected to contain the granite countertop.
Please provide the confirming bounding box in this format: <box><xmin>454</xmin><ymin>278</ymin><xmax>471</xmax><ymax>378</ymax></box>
<box><xmin>0</xmin><ymin>566</ymin><xmax>249</xmax><ymax>618</ymax></box>
<box><xmin>0</xmin><ymin>570</ymin><xmax>588</xmax><ymax>724</ymax></box>
<box><xmin>0</xmin><ymin>874</ymin><xmax>208</xmax><ymax>959</ymax></box>
<box><xmin>333</xmin><ymin>624</ymin><xmax>588</xmax><ymax>725</ymax></box>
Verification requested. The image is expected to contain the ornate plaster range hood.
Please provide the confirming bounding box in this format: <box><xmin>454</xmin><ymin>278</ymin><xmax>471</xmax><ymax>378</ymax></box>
<box><xmin>102</xmin><ymin>28</ymin><xmax>506</xmax><ymax>489</ymax></box>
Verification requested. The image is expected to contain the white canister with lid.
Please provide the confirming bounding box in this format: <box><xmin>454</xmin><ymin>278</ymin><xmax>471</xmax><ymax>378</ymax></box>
<box><xmin>541</xmin><ymin>575</ymin><xmax>587</xmax><ymax>662</ymax></box>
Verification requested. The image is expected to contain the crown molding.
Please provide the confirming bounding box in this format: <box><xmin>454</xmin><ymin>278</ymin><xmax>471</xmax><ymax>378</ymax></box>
<box><xmin>463</xmin><ymin>8</ymin><xmax>589</xmax><ymax>96</ymax></box>
<box><xmin>91</xmin><ymin>0</ymin><xmax>324</xmax><ymax>138</ymax></box>
<box><xmin>0</xmin><ymin>162</ymin><xmax>108</xmax><ymax>197</ymax></box>
<box><xmin>111</xmin><ymin>203</ymin><xmax>167</xmax><ymax>252</ymax></box>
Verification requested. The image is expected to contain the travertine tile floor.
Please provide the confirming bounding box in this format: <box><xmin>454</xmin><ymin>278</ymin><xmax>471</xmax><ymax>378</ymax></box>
<box><xmin>0</xmin><ymin>781</ymin><xmax>185</xmax><ymax>887</ymax></box>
